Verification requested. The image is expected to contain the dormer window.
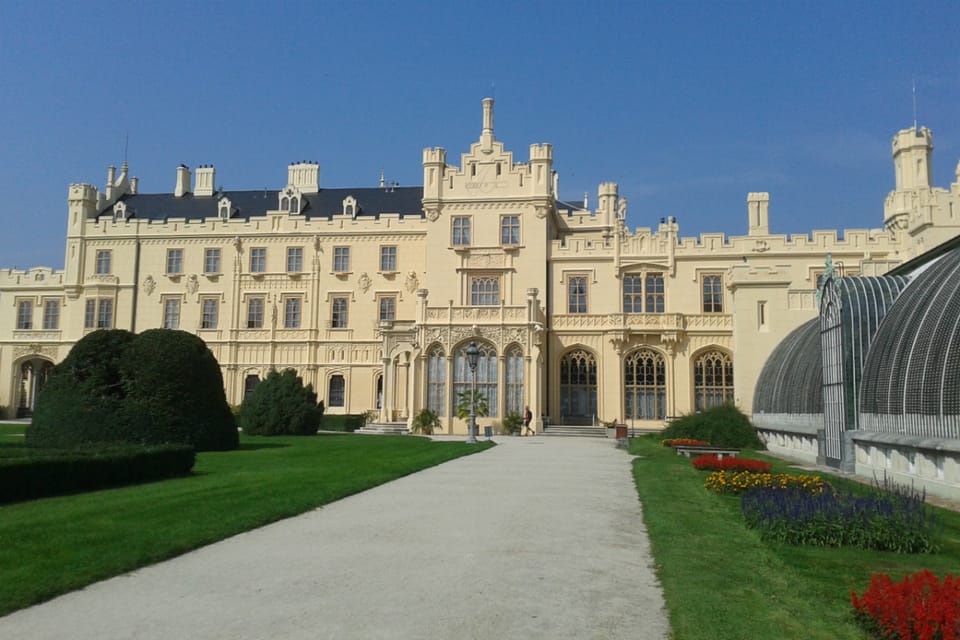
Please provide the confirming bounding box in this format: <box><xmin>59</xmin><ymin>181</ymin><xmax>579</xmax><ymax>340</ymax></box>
<box><xmin>279</xmin><ymin>187</ymin><xmax>302</xmax><ymax>214</ymax></box>
<box><xmin>218</xmin><ymin>196</ymin><xmax>233</xmax><ymax>220</ymax></box>
<box><xmin>112</xmin><ymin>201</ymin><xmax>127</xmax><ymax>222</ymax></box>
<box><xmin>342</xmin><ymin>196</ymin><xmax>357</xmax><ymax>218</ymax></box>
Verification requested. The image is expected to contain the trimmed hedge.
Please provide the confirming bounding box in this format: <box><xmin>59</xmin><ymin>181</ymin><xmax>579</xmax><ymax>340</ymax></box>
<box><xmin>661</xmin><ymin>404</ymin><xmax>764</xmax><ymax>449</ymax></box>
<box><xmin>0</xmin><ymin>444</ymin><xmax>195</xmax><ymax>503</ymax></box>
<box><xmin>240</xmin><ymin>369</ymin><xmax>323</xmax><ymax>436</ymax></box>
<box><xmin>28</xmin><ymin>329</ymin><xmax>238</xmax><ymax>452</ymax></box>
<box><xmin>320</xmin><ymin>414</ymin><xmax>367</xmax><ymax>432</ymax></box>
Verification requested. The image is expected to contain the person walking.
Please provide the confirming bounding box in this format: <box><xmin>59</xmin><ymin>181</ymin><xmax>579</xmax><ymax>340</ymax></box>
<box><xmin>523</xmin><ymin>406</ymin><xmax>534</xmax><ymax>436</ymax></box>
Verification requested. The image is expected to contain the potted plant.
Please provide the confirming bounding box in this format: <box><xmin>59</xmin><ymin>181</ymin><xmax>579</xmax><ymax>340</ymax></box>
<box><xmin>411</xmin><ymin>407</ymin><xmax>441</xmax><ymax>435</ymax></box>
<box><xmin>500</xmin><ymin>411</ymin><xmax>523</xmax><ymax>436</ymax></box>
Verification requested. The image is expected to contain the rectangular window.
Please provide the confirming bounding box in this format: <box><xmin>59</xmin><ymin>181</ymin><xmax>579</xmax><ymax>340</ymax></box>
<box><xmin>645</xmin><ymin>272</ymin><xmax>665</xmax><ymax>313</ymax></box>
<box><xmin>331</xmin><ymin>297</ymin><xmax>348</xmax><ymax>328</ymax></box>
<box><xmin>758</xmin><ymin>301</ymin><xmax>767</xmax><ymax>328</ymax></box>
<box><xmin>85</xmin><ymin>299</ymin><xmax>96</xmax><ymax>328</ymax></box>
<box><xmin>95</xmin><ymin>250</ymin><xmax>111</xmax><ymax>275</ymax></box>
<box><xmin>96</xmin><ymin>299</ymin><xmax>113</xmax><ymax>328</ymax></box>
<box><xmin>702</xmin><ymin>274</ymin><xmax>723</xmax><ymax>313</ymax></box>
<box><xmin>43</xmin><ymin>300</ymin><xmax>59</xmax><ymax>330</ymax></box>
<box><xmin>16</xmin><ymin>300</ymin><xmax>32</xmax><ymax>330</ymax></box>
<box><xmin>287</xmin><ymin>247</ymin><xmax>303</xmax><ymax>273</ymax></box>
<box><xmin>623</xmin><ymin>275</ymin><xmax>643</xmax><ymax>313</ymax></box>
<box><xmin>500</xmin><ymin>215</ymin><xmax>520</xmax><ymax>245</ymax></box>
<box><xmin>166</xmin><ymin>249</ymin><xmax>183</xmax><ymax>274</ymax></box>
<box><xmin>568</xmin><ymin>276</ymin><xmax>588</xmax><ymax>314</ymax></box>
<box><xmin>204</xmin><ymin>248</ymin><xmax>221</xmax><ymax>274</ymax></box>
<box><xmin>201</xmin><ymin>298</ymin><xmax>218</xmax><ymax>329</ymax></box>
<box><xmin>284</xmin><ymin>297</ymin><xmax>302</xmax><ymax>328</ymax></box>
<box><xmin>250</xmin><ymin>247</ymin><xmax>267</xmax><ymax>273</ymax></box>
<box><xmin>333</xmin><ymin>247</ymin><xmax>350</xmax><ymax>272</ymax></box>
<box><xmin>470</xmin><ymin>276</ymin><xmax>500</xmax><ymax>306</ymax></box>
<box><xmin>247</xmin><ymin>297</ymin><xmax>264</xmax><ymax>328</ymax></box>
<box><xmin>452</xmin><ymin>217</ymin><xmax>471</xmax><ymax>246</ymax></box>
<box><xmin>378</xmin><ymin>296</ymin><xmax>396</xmax><ymax>322</ymax></box>
<box><xmin>163</xmin><ymin>299</ymin><xmax>181</xmax><ymax>329</ymax></box>
<box><xmin>329</xmin><ymin>375</ymin><xmax>345</xmax><ymax>407</ymax></box>
<box><xmin>380</xmin><ymin>246</ymin><xmax>397</xmax><ymax>272</ymax></box>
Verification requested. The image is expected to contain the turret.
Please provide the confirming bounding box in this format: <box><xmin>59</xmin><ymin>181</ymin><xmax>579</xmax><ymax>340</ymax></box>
<box><xmin>892</xmin><ymin>126</ymin><xmax>933</xmax><ymax>191</ymax></box>
<box><xmin>529</xmin><ymin>143</ymin><xmax>553</xmax><ymax>198</ymax></box>
<box><xmin>598</xmin><ymin>182</ymin><xmax>618</xmax><ymax>227</ymax></box>
<box><xmin>422</xmin><ymin>147</ymin><xmax>447</xmax><ymax>202</ymax></box>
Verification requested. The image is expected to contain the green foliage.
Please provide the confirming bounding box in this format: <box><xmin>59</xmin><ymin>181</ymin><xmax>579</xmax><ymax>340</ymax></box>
<box><xmin>28</xmin><ymin>329</ymin><xmax>238</xmax><ymax>452</ymax></box>
<box><xmin>500</xmin><ymin>411</ymin><xmax>523</xmax><ymax>435</ymax></box>
<box><xmin>661</xmin><ymin>403</ymin><xmax>764</xmax><ymax>449</ymax></box>
<box><xmin>320</xmin><ymin>414</ymin><xmax>367</xmax><ymax>432</ymax></box>
<box><xmin>240</xmin><ymin>369</ymin><xmax>323</xmax><ymax>436</ymax></box>
<box><xmin>455</xmin><ymin>390</ymin><xmax>489</xmax><ymax>420</ymax></box>
<box><xmin>0</xmin><ymin>444</ymin><xmax>195</xmax><ymax>503</ymax></box>
<box><xmin>411</xmin><ymin>407</ymin><xmax>442</xmax><ymax>434</ymax></box>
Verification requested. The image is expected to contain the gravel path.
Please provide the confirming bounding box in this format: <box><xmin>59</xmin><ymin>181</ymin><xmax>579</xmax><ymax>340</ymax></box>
<box><xmin>0</xmin><ymin>435</ymin><xmax>669</xmax><ymax>639</ymax></box>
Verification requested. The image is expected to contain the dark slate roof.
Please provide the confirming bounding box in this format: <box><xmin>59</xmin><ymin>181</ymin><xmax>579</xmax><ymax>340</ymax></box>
<box><xmin>753</xmin><ymin>318</ymin><xmax>823</xmax><ymax>415</ymax></box>
<box><xmin>859</xmin><ymin>247</ymin><xmax>960</xmax><ymax>421</ymax></box>
<box><xmin>99</xmin><ymin>187</ymin><xmax>424</xmax><ymax>221</ymax></box>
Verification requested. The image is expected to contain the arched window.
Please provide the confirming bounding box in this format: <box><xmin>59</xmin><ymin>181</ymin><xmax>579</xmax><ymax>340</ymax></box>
<box><xmin>329</xmin><ymin>374</ymin><xmax>346</xmax><ymax>407</ymax></box>
<box><xmin>505</xmin><ymin>346</ymin><xmax>524</xmax><ymax>416</ymax></box>
<box><xmin>281</xmin><ymin>197</ymin><xmax>289</xmax><ymax>211</ymax></box>
<box><xmin>243</xmin><ymin>374</ymin><xmax>260</xmax><ymax>401</ymax></box>
<box><xmin>560</xmin><ymin>349</ymin><xmax>597</xmax><ymax>421</ymax></box>
<box><xmin>694</xmin><ymin>350</ymin><xmax>734</xmax><ymax>411</ymax></box>
<box><xmin>427</xmin><ymin>346</ymin><xmax>446</xmax><ymax>416</ymax></box>
<box><xmin>290</xmin><ymin>197</ymin><xmax>299</xmax><ymax>213</ymax></box>
<box><xmin>625</xmin><ymin>349</ymin><xmax>666</xmax><ymax>420</ymax></box>
<box><xmin>454</xmin><ymin>342</ymin><xmax>497</xmax><ymax>417</ymax></box>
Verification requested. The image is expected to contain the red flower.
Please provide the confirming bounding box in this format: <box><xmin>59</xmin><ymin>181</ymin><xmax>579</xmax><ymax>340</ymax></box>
<box><xmin>852</xmin><ymin>570</ymin><xmax>960</xmax><ymax>640</ymax></box>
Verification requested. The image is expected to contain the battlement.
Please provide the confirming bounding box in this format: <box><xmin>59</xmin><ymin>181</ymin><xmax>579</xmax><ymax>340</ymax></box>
<box><xmin>423</xmin><ymin>147</ymin><xmax>446</xmax><ymax>164</ymax></box>
<box><xmin>529</xmin><ymin>143</ymin><xmax>553</xmax><ymax>161</ymax></box>
<box><xmin>68</xmin><ymin>183</ymin><xmax>98</xmax><ymax>202</ymax></box>
<box><xmin>0</xmin><ymin>266</ymin><xmax>64</xmax><ymax>287</ymax></box>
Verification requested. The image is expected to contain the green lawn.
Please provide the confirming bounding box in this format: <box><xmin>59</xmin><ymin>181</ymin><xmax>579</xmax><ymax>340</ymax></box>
<box><xmin>0</xmin><ymin>434</ymin><xmax>492</xmax><ymax>616</ymax></box>
<box><xmin>630</xmin><ymin>436</ymin><xmax>960</xmax><ymax>639</ymax></box>
<box><xmin>0</xmin><ymin>423</ymin><xmax>27</xmax><ymax>436</ymax></box>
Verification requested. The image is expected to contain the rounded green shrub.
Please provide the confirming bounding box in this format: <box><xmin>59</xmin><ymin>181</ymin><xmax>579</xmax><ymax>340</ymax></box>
<box><xmin>660</xmin><ymin>404</ymin><xmax>764</xmax><ymax>449</ymax></box>
<box><xmin>240</xmin><ymin>368</ymin><xmax>323</xmax><ymax>436</ymax></box>
<box><xmin>28</xmin><ymin>329</ymin><xmax>238</xmax><ymax>451</ymax></box>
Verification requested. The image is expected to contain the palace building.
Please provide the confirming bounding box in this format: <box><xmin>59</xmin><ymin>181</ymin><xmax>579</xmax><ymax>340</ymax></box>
<box><xmin>2</xmin><ymin>100</ymin><xmax>959</xmax><ymax>436</ymax></box>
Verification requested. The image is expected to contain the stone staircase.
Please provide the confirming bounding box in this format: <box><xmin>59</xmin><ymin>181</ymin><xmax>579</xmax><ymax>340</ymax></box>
<box><xmin>355</xmin><ymin>421</ymin><xmax>410</xmax><ymax>435</ymax></box>
<box><xmin>541</xmin><ymin>424</ymin><xmax>608</xmax><ymax>438</ymax></box>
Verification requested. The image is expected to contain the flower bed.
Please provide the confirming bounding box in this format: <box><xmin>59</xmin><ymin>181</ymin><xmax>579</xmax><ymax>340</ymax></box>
<box><xmin>851</xmin><ymin>570</ymin><xmax>960</xmax><ymax>639</ymax></box>
<box><xmin>741</xmin><ymin>485</ymin><xmax>937</xmax><ymax>552</ymax></box>
<box><xmin>704</xmin><ymin>470</ymin><xmax>827</xmax><ymax>496</ymax></box>
<box><xmin>662</xmin><ymin>438</ymin><xmax>710</xmax><ymax>447</ymax></box>
<box><xmin>692</xmin><ymin>455</ymin><xmax>772</xmax><ymax>473</ymax></box>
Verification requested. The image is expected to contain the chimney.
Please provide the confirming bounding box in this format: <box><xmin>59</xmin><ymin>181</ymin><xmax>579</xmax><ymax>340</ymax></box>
<box><xmin>287</xmin><ymin>161</ymin><xmax>319</xmax><ymax>194</ymax></box>
<box><xmin>175</xmin><ymin>164</ymin><xmax>192</xmax><ymax>197</ymax></box>
<box><xmin>195</xmin><ymin>165</ymin><xmax>216</xmax><ymax>196</ymax></box>
<box><xmin>480</xmin><ymin>98</ymin><xmax>495</xmax><ymax>151</ymax></box>
<box><xmin>130</xmin><ymin>176</ymin><xmax>139</xmax><ymax>194</ymax></box>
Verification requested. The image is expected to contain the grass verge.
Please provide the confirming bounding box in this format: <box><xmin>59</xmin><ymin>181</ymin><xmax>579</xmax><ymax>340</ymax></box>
<box><xmin>630</xmin><ymin>436</ymin><xmax>960</xmax><ymax>640</ymax></box>
<box><xmin>0</xmin><ymin>434</ymin><xmax>492</xmax><ymax>616</ymax></box>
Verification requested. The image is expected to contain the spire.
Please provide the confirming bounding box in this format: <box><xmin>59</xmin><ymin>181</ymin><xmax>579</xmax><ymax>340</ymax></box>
<box><xmin>379</xmin><ymin>166</ymin><xmax>385</xmax><ymax>188</ymax></box>
<box><xmin>482</xmin><ymin>98</ymin><xmax>494</xmax><ymax>137</ymax></box>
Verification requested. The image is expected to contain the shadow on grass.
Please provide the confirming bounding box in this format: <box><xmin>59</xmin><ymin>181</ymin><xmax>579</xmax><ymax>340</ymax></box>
<box><xmin>235</xmin><ymin>441</ymin><xmax>290</xmax><ymax>451</ymax></box>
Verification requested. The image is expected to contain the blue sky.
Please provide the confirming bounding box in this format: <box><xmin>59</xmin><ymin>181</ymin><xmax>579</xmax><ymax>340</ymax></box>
<box><xmin>1</xmin><ymin>1</ymin><xmax>958</xmax><ymax>269</ymax></box>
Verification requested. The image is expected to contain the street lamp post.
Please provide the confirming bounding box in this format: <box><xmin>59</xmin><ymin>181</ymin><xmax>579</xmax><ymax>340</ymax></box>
<box><xmin>466</xmin><ymin>341</ymin><xmax>479</xmax><ymax>444</ymax></box>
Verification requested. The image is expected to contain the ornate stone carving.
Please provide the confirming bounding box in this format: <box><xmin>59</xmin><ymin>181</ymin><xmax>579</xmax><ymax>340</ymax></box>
<box><xmin>357</xmin><ymin>272</ymin><xmax>372</xmax><ymax>293</ymax></box>
<box><xmin>752</xmin><ymin>239</ymin><xmax>770</xmax><ymax>253</ymax></box>
<box><xmin>232</xmin><ymin>235</ymin><xmax>243</xmax><ymax>252</ymax></box>
<box><xmin>13</xmin><ymin>343</ymin><xmax>57</xmax><ymax>359</ymax></box>
<box><xmin>535</xmin><ymin>205</ymin><xmax>549</xmax><ymax>219</ymax></box>
<box><xmin>186</xmin><ymin>274</ymin><xmax>199</xmax><ymax>295</ymax></box>
<box><xmin>425</xmin><ymin>206</ymin><xmax>440</xmax><ymax>222</ymax></box>
<box><xmin>404</xmin><ymin>271</ymin><xmax>419</xmax><ymax>293</ymax></box>
<box><xmin>142</xmin><ymin>275</ymin><xmax>156</xmax><ymax>296</ymax></box>
<box><xmin>465</xmin><ymin>252</ymin><xmax>505</xmax><ymax>268</ymax></box>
